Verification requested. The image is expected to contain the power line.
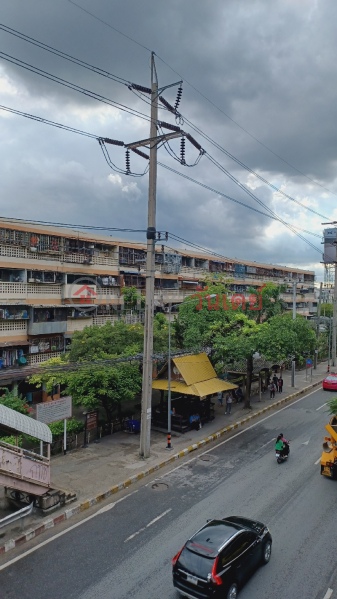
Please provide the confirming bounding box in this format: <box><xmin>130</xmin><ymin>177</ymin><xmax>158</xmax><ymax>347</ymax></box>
<box><xmin>65</xmin><ymin>0</ymin><xmax>337</xmax><ymax>197</ymax></box>
<box><xmin>2</xmin><ymin>21</ymin><xmax>332</xmax><ymax>214</ymax></box>
<box><xmin>0</xmin><ymin>22</ymin><xmax>131</xmax><ymax>86</ymax></box>
<box><xmin>157</xmin><ymin>162</ymin><xmax>321</xmax><ymax>243</ymax></box>
<box><xmin>181</xmin><ymin>117</ymin><xmax>330</xmax><ymax>221</ymax></box>
<box><xmin>205</xmin><ymin>153</ymin><xmax>322</xmax><ymax>254</ymax></box>
<box><xmin>0</xmin><ymin>103</ymin><xmax>321</xmax><ymax>244</ymax></box>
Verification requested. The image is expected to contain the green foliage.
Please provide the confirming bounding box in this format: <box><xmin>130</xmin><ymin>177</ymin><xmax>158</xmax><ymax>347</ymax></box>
<box><xmin>29</xmin><ymin>357</ymin><xmax>68</xmax><ymax>394</ymax></box>
<box><xmin>48</xmin><ymin>418</ymin><xmax>84</xmax><ymax>438</ymax></box>
<box><xmin>321</xmin><ymin>303</ymin><xmax>333</xmax><ymax>318</ymax></box>
<box><xmin>326</xmin><ymin>397</ymin><xmax>337</xmax><ymax>417</ymax></box>
<box><xmin>0</xmin><ymin>388</ymin><xmax>32</xmax><ymax>414</ymax></box>
<box><xmin>68</xmin><ymin>320</ymin><xmax>144</xmax><ymax>361</ymax></box>
<box><xmin>244</xmin><ymin>282</ymin><xmax>287</xmax><ymax>323</ymax></box>
<box><xmin>121</xmin><ymin>286</ymin><xmax>145</xmax><ymax>310</ymax></box>
<box><xmin>0</xmin><ymin>435</ymin><xmax>22</xmax><ymax>446</ymax></box>
<box><xmin>65</xmin><ymin>362</ymin><xmax>142</xmax><ymax>424</ymax></box>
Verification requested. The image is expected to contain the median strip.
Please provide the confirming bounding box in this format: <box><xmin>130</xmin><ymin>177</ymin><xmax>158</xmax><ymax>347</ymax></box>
<box><xmin>0</xmin><ymin>377</ymin><xmax>324</xmax><ymax>558</ymax></box>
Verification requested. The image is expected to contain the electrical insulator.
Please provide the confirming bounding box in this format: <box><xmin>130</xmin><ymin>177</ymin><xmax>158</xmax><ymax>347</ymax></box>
<box><xmin>180</xmin><ymin>136</ymin><xmax>186</xmax><ymax>165</ymax></box>
<box><xmin>125</xmin><ymin>149</ymin><xmax>131</xmax><ymax>174</ymax></box>
<box><xmin>165</xmin><ymin>232</ymin><xmax>168</xmax><ymax>241</ymax></box>
<box><xmin>174</xmin><ymin>86</ymin><xmax>183</xmax><ymax>111</ymax></box>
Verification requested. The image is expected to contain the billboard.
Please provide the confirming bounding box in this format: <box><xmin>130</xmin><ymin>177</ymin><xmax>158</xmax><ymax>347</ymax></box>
<box><xmin>36</xmin><ymin>396</ymin><xmax>72</xmax><ymax>425</ymax></box>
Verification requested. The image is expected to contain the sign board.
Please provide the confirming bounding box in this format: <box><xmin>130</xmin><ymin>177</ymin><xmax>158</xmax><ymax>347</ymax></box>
<box><xmin>306</xmin><ymin>359</ymin><xmax>312</xmax><ymax>367</ymax></box>
<box><xmin>86</xmin><ymin>411</ymin><xmax>98</xmax><ymax>430</ymax></box>
<box><xmin>36</xmin><ymin>396</ymin><xmax>72</xmax><ymax>425</ymax></box>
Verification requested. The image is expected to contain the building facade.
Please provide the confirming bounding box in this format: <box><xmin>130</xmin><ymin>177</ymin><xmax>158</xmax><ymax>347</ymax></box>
<box><xmin>0</xmin><ymin>218</ymin><xmax>316</xmax><ymax>390</ymax></box>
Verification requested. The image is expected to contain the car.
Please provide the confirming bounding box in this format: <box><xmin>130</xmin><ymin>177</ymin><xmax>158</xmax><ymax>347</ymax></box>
<box><xmin>323</xmin><ymin>374</ymin><xmax>337</xmax><ymax>390</ymax></box>
<box><xmin>172</xmin><ymin>516</ymin><xmax>272</xmax><ymax>599</ymax></box>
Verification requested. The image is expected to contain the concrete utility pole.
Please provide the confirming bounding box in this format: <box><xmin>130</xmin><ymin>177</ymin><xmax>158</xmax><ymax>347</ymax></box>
<box><xmin>291</xmin><ymin>280</ymin><xmax>297</xmax><ymax>387</ymax></box>
<box><xmin>333</xmin><ymin>241</ymin><xmax>337</xmax><ymax>367</ymax></box>
<box><xmin>139</xmin><ymin>53</ymin><xmax>158</xmax><ymax>458</ymax></box>
<box><xmin>314</xmin><ymin>281</ymin><xmax>323</xmax><ymax>369</ymax></box>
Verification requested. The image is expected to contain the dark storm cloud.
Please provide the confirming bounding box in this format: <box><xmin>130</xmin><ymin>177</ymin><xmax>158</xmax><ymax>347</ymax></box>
<box><xmin>0</xmin><ymin>0</ymin><xmax>335</xmax><ymax>280</ymax></box>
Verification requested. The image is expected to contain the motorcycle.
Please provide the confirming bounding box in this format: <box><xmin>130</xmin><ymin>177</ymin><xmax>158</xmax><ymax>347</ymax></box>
<box><xmin>275</xmin><ymin>441</ymin><xmax>290</xmax><ymax>464</ymax></box>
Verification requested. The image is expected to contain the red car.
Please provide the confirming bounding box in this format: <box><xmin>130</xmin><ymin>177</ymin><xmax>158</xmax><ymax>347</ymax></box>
<box><xmin>323</xmin><ymin>374</ymin><xmax>337</xmax><ymax>390</ymax></box>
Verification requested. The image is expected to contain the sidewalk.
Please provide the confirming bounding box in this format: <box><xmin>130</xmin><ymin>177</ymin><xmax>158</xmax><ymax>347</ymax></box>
<box><xmin>0</xmin><ymin>361</ymin><xmax>327</xmax><ymax>552</ymax></box>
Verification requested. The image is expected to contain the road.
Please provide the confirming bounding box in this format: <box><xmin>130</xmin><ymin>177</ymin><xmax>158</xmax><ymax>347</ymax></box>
<box><xmin>0</xmin><ymin>387</ymin><xmax>336</xmax><ymax>599</ymax></box>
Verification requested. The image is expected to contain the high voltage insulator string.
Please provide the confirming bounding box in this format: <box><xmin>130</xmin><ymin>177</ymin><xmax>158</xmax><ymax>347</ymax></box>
<box><xmin>1</xmin><ymin>21</ymin><xmax>328</xmax><ymax>214</ymax></box>
<box><xmin>63</xmin><ymin>2</ymin><xmax>337</xmax><ymax>197</ymax></box>
<box><xmin>0</xmin><ymin>103</ymin><xmax>321</xmax><ymax>243</ymax></box>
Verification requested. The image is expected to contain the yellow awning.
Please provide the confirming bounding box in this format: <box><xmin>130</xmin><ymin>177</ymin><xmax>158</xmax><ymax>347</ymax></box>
<box><xmin>152</xmin><ymin>378</ymin><xmax>237</xmax><ymax>397</ymax></box>
<box><xmin>173</xmin><ymin>352</ymin><xmax>216</xmax><ymax>385</ymax></box>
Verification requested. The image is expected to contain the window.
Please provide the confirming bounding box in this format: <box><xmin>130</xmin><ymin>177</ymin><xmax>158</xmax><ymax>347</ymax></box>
<box><xmin>219</xmin><ymin>532</ymin><xmax>256</xmax><ymax>568</ymax></box>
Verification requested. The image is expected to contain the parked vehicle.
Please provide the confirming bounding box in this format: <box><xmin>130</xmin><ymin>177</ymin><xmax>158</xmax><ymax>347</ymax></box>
<box><xmin>172</xmin><ymin>516</ymin><xmax>272</xmax><ymax>599</ymax></box>
<box><xmin>321</xmin><ymin>417</ymin><xmax>337</xmax><ymax>479</ymax></box>
<box><xmin>322</xmin><ymin>374</ymin><xmax>337</xmax><ymax>390</ymax></box>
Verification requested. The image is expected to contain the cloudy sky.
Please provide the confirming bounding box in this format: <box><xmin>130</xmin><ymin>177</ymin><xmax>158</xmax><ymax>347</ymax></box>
<box><xmin>1</xmin><ymin>0</ymin><xmax>336</xmax><ymax>281</ymax></box>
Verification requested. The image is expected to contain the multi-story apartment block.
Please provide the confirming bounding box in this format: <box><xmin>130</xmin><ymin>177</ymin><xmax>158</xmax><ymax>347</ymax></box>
<box><xmin>0</xmin><ymin>218</ymin><xmax>316</xmax><ymax>394</ymax></box>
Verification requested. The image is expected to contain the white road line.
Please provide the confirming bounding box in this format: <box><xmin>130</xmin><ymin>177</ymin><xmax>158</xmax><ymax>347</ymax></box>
<box><xmin>317</xmin><ymin>403</ymin><xmax>327</xmax><ymax>411</ymax></box>
<box><xmin>160</xmin><ymin>387</ymin><xmax>322</xmax><ymax>477</ymax></box>
<box><xmin>315</xmin><ymin>458</ymin><xmax>321</xmax><ymax>465</ymax></box>
<box><xmin>323</xmin><ymin>588</ymin><xmax>333</xmax><ymax>599</ymax></box>
<box><xmin>0</xmin><ymin>386</ymin><xmax>322</xmax><ymax>567</ymax></box>
<box><xmin>258</xmin><ymin>438</ymin><xmax>276</xmax><ymax>451</ymax></box>
<box><xmin>0</xmin><ymin>490</ymin><xmax>138</xmax><ymax>572</ymax></box>
<box><xmin>125</xmin><ymin>508</ymin><xmax>172</xmax><ymax>543</ymax></box>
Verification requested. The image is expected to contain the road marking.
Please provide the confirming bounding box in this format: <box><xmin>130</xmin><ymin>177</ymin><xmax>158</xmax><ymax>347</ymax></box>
<box><xmin>317</xmin><ymin>403</ymin><xmax>327</xmax><ymax>411</ymax></box>
<box><xmin>323</xmin><ymin>589</ymin><xmax>333</xmax><ymax>599</ymax></box>
<box><xmin>258</xmin><ymin>438</ymin><xmax>276</xmax><ymax>451</ymax></box>
<box><xmin>302</xmin><ymin>440</ymin><xmax>310</xmax><ymax>445</ymax></box>
<box><xmin>124</xmin><ymin>508</ymin><xmax>172</xmax><ymax>542</ymax></box>
<box><xmin>315</xmin><ymin>458</ymin><xmax>321</xmax><ymax>465</ymax></box>
<box><xmin>0</xmin><ymin>490</ymin><xmax>138</xmax><ymax>571</ymax></box>
<box><xmin>159</xmin><ymin>387</ymin><xmax>322</xmax><ymax>477</ymax></box>
<box><xmin>0</xmin><ymin>387</ymin><xmax>322</xmax><ymax>567</ymax></box>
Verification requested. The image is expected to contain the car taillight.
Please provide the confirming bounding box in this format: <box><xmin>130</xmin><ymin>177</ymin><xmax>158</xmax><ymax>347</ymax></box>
<box><xmin>172</xmin><ymin>545</ymin><xmax>184</xmax><ymax>568</ymax></box>
<box><xmin>211</xmin><ymin>556</ymin><xmax>223</xmax><ymax>585</ymax></box>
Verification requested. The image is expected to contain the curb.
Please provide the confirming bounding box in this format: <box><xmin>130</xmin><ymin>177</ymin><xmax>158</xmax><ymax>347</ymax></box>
<box><xmin>0</xmin><ymin>378</ymin><xmax>324</xmax><ymax>557</ymax></box>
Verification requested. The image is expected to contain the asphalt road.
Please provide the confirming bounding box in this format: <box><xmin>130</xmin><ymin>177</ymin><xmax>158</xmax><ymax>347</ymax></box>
<box><xmin>1</xmin><ymin>387</ymin><xmax>336</xmax><ymax>599</ymax></box>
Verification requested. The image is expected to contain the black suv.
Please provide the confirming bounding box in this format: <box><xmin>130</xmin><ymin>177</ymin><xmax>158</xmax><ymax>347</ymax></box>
<box><xmin>172</xmin><ymin>516</ymin><xmax>272</xmax><ymax>599</ymax></box>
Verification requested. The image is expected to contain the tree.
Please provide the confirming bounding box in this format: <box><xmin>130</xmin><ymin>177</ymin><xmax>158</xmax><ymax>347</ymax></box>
<box><xmin>121</xmin><ymin>286</ymin><xmax>145</xmax><ymax>311</ymax></box>
<box><xmin>321</xmin><ymin>303</ymin><xmax>333</xmax><ymax>318</ymax></box>
<box><xmin>68</xmin><ymin>320</ymin><xmax>144</xmax><ymax>361</ymax></box>
<box><xmin>29</xmin><ymin>359</ymin><xmax>142</xmax><ymax>426</ymax></box>
<box><xmin>327</xmin><ymin>397</ymin><xmax>337</xmax><ymax>417</ymax></box>
<box><xmin>244</xmin><ymin>282</ymin><xmax>287</xmax><ymax>323</ymax></box>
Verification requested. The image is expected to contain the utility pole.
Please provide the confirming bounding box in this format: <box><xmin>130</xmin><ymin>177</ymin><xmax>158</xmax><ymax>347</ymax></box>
<box><xmin>333</xmin><ymin>241</ymin><xmax>337</xmax><ymax>367</ymax></box>
<box><xmin>291</xmin><ymin>280</ymin><xmax>297</xmax><ymax>387</ymax></box>
<box><xmin>314</xmin><ymin>281</ymin><xmax>323</xmax><ymax>369</ymax></box>
<box><xmin>139</xmin><ymin>53</ymin><xmax>158</xmax><ymax>458</ymax></box>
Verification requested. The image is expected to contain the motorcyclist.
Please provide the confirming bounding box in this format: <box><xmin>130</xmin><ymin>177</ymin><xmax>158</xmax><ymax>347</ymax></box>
<box><xmin>278</xmin><ymin>432</ymin><xmax>289</xmax><ymax>456</ymax></box>
<box><xmin>275</xmin><ymin>434</ymin><xmax>285</xmax><ymax>455</ymax></box>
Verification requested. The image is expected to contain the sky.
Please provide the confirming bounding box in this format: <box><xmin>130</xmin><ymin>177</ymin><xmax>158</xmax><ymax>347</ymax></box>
<box><xmin>0</xmin><ymin>0</ymin><xmax>336</xmax><ymax>281</ymax></box>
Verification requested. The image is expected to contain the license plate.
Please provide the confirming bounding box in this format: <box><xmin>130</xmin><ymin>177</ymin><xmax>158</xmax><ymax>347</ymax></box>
<box><xmin>186</xmin><ymin>574</ymin><xmax>198</xmax><ymax>585</ymax></box>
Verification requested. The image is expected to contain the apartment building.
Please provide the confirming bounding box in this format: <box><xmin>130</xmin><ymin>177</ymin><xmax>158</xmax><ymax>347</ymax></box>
<box><xmin>0</xmin><ymin>218</ymin><xmax>316</xmax><ymax>391</ymax></box>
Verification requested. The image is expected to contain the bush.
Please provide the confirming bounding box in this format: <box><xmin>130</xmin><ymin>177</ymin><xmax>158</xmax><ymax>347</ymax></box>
<box><xmin>48</xmin><ymin>418</ymin><xmax>84</xmax><ymax>439</ymax></box>
<box><xmin>0</xmin><ymin>435</ymin><xmax>22</xmax><ymax>447</ymax></box>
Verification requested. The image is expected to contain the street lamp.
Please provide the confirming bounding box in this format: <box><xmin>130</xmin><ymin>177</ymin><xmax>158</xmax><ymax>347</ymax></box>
<box><xmin>166</xmin><ymin>294</ymin><xmax>216</xmax><ymax>450</ymax></box>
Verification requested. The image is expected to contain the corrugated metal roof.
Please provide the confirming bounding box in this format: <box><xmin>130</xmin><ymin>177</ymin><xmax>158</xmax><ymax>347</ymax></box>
<box><xmin>152</xmin><ymin>378</ymin><xmax>237</xmax><ymax>397</ymax></box>
<box><xmin>0</xmin><ymin>403</ymin><xmax>52</xmax><ymax>443</ymax></box>
<box><xmin>173</xmin><ymin>353</ymin><xmax>216</xmax><ymax>385</ymax></box>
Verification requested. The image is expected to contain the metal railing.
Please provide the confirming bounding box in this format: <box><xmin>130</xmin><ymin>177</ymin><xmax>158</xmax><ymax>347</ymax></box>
<box><xmin>0</xmin><ymin>501</ymin><xmax>34</xmax><ymax>530</ymax></box>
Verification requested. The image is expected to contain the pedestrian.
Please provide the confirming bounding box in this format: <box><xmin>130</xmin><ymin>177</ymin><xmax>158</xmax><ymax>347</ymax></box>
<box><xmin>273</xmin><ymin>374</ymin><xmax>279</xmax><ymax>387</ymax></box>
<box><xmin>269</xmin><ymin>382</ymin><xmax>276</xmax><ymax>399</ymax></box>
<box><xmin>225</xmin><ymin>392</ymin><xmax>232</xmax><ymax>414</ymax></box>
<box><xmin>278</xmin><ymin>377</ymin><xmax>283</xmax><ymax>393</ymax></box>
<box><xmin>217</xmin><ymin>391</ymin><xmax>223</xmax><ymax>407</ymax></box>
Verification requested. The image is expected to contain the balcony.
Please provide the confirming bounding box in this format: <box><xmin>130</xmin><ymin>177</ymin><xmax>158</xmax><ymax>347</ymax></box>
<box><xmin>0</xmin><ymin>320</ymin><xmax>28</xmax><ymax>337</ymax></box>
<box><xmin>28</xmin><ymin>321</ymin><xmax>67</xmax><ymax>336</ymax></box>
<box><xmin>67</xmin><ymin>317</ymin><xmax>93</xmax><ymax>333</ymax></box>
<box><xmin>0</xmin><ymin>283</ymin><xmax>62</xmax><ymax>299</ymax></box>
<box><xmin>0</xmin><ymin>244</ymin><xmax>119</xmax><ymax>268</ymax></box>
<box><xmin>26</xmin><ymin>350</ymin><xmax>64</xmax><ymax>365</ymax></box>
